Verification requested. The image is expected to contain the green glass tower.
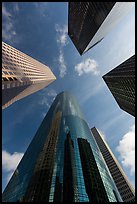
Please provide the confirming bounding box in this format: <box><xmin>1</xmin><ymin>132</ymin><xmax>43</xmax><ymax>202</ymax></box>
<box><xmin>2</xmin><ymin>92</ymin><xmax>122</xmax><ymax>202</ymax></box>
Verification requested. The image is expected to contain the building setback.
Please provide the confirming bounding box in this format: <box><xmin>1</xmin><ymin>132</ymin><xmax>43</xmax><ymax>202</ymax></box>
<box><xmin>68</xmin><ymin>2</ymin><xmax>134</xmax><ymax>55</ymax></box>
<box><xmin>2</xmin><ymin>92</ymin><xmax>122</xmax><ymax>202</ymax></box>
<box><xmin>91</xmin><ymin>127</ymin><xmax>135</xmax><ymax>202</ymax></box>
<box><xmin>2</xmin><ymin>41</ymin><xmax>56</xmax><ymax>109</ymax></box>
<box><xmin>103</xmin><ymin>55</ymin><xmax>135</xmax><ymax>117</ymax></box>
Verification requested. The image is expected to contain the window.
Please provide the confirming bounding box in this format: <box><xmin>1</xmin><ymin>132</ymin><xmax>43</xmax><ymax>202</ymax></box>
<box><xmin>3</xmin><ymin>71</ymin><xmax>8</xmax><ymax>75</ymax></box>
<box><xmin>7</xmin><ymin>84</ymin><xmax>10</xmax><ymax>88</ymax></box>
<box><xmin>3</xmin><ymin>77</ymin><xmax>8</xmax><ymax>81</ymax></box>
<box><xmin>12</xmin><ymin>83</ymin><xmax>15</xmax><ymax>87</ymax></box>
<box><xmin>8</xmin><ymin>77</ymin><xmax>13</xmax><ymax>81</ymax></box>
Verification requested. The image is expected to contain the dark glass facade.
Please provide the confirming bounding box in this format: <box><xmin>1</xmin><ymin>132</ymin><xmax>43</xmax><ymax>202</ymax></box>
<box><xmin>2</xmin><ymin>92</ymin><xmax>122</xmax><ymax>202</ymax></box>
<box><xmin>103</xmin><ymin>55</ymin><xmax>135</xmax><ymax>117</ymax></box>
<box><xmin>68</xmin><ymin>2</ymin><xmax>115</xmax><ymax>55</ymax></box>
<box><xmin>77</xmin><ymin>138</ymin><xmax>109</xmax><ymax>202</ymax></box>
<box><xmin>91</xmin><ymin>127</ymin><xmax>135</xmax><ymax>202</ymax></box>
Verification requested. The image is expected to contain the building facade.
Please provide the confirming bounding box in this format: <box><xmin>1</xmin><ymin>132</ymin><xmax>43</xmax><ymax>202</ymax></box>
<box><xmin>2</xmin><ymin>92</ymin><xmax>122</xmax><ymax>202</ymax></box>
<box><xmin>91</xmin><ymin>127</ymin><xmax>135</xmax><ymax>202</ymax></box>
<box><xmin>68</xmin><ymin>2</ymin><xmax>134</xmax><ymax>55</ymax></box>
<box><xmin>2</xmin><ymin>41</ymin><xmax>56</xmax><ymax>109</ymax></box>
<box><xmin>103</xmin><ymin>55</ymin><xmax>135</xmax><ymax>117</ymax></box>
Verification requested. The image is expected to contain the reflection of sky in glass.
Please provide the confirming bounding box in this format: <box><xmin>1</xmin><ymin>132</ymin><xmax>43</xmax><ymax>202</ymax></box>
<box><xmin>56</xmin><ymin>92</ymin><xmax>122</xmax><ymax>201</ymax></box>
<box><xmin>54</xmin><ymin>91</ymin><xmax>84</xmax><ymax>119</ymax></box>
<box><xmin>85</xmin><ymin>2</ymin><xmax>135</xmax><ymax>52</ymax></box>
<box><xmin>2</xmin><ymin>91</ymin><xmax>123</xmax><ymax>202</ymax></box>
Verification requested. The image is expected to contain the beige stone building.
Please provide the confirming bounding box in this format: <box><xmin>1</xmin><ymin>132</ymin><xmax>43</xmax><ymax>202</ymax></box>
<box><xmin>2</xmin><ymin>41</ymin><xmax>56</xmax><ymax>109</ymax></box>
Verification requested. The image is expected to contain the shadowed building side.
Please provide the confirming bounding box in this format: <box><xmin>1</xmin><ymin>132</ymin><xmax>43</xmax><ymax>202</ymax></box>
<box><xmin>77</xmin><ymin>138</ymin><xmax>109</xmax><ymax>202</ymax></box>
<box><xmin>91</xmin><ymin>127</ymin><xmax>135</xmax><ymax>202</ymax></box>
<box><xmin>103</xmin><ymin>55</ymin><xmax>135</xmax><ymax>117</ymax></box>
<box><xmin>68</xmin><ymin>2</ymin><xmax>134</xmax><ymax>55</ymax></box>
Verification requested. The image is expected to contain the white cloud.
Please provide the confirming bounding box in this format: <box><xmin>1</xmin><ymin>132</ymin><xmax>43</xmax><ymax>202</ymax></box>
<box><xmin>47</xmin><ymin>89</ymin><xmax>57</xmax><ymax>98</ymax></box>
<box><xmin>75</xmin><ymin>58</ymin><xmax>100</xmax><ymax>76</ymax></box>
<box><xmin>38</xmin><ymin>88</ymin><xmax>57</xmax><ymax>118</ymax></box>
<box><xmin>58</xmin><ymin>49</ymin><xmax>67</xmax><ymax>78</ymax></box>
<box><xmin>55</xmin><ymin>24</ymin><xmax>68</xmax><ymax>78</ymax></box>
<box><xmin>14</xmin><ymin>2</ymin><xmax>19</xmax><ymax>12</ymax></box>
<box><xmin>39</xmin><ymin>88</ymin><xmax>57</xmax><ymax>99</ymax></box>
<box><xmin>2</xmin><ymin>3</ymin><xmax>11</xmax><ymax>17</ymax></box>
<box><xmin>55</xmin><ymin>24</ymin><xmax>68</xmax><ymax>47</ymax></box>
<box><xmin>39</xmin><ymin>96</ymin><xmax>50</xmax><ymax>108</ymax></box>
<box><xmin>33</xmin><ymin>2</ymin><xmax>48</xmax><ymax>17</ymax></box>
<box><xmin>2</xmin><ymin>150</ymin><xmax>24</xmax><ymax>183</ymax></box>
<box><xmin>2</xmin><ymin>3</ymin><xmax>17</xmax><ymax>41</ymax></box>
<box><xmin>2</xmin><ymin>150</ymin><xmax>24</xmax><ymax>172</ymax></box>
<box><xmin>116</xmin><ymin>124</ymin><xmax>135</xmax><ymax>176</ymax></box>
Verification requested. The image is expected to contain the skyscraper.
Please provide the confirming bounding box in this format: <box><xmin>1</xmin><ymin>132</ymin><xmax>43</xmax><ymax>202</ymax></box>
<box><xmin>103</xmin><ymin>55</ymin><xmax>135</xmax><ymax>117</ymax></box>
<box><xmin>91</xmin><ymin>127</ymin><xmax>135</xmax><ymax>202</ymax></box>
<box><xmin>2</xmin><ymin>41</ymin><xmax>56</xmax><ymax>109</ymax></box>
<box><xmin>68</xmin><ymin>2</ymin><xmax>134</xmax><ymax>55</ymax></box>
<box><xmin>2</xmin><ymin>92</ymin><xmax>122</xmax><ymax>202</ymax></box>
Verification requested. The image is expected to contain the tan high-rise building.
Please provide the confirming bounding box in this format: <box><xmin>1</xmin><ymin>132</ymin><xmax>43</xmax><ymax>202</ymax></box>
<box><xmin>2</xmin><ymin>41</ymin><xmax>56</xmax><ymax>109</ymax></box>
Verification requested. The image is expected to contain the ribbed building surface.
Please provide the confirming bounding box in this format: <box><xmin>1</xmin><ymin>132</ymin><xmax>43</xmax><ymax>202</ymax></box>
<box><xmin>91</xmin><ymin>127</ymin><xmax>135</xmax><ymax>202</ymax></box>
<box><xmin>2</xmin><ymin>92</ymin><xmax>122</xmax><ymax>202</ymax></box>
<box><xmin>68</xmin><ymin>2</ymin><xmax>134</xmax><ymax>55</ymax></box>
<box><xmin>103</xmin><ymin>55</ymin><xmax>135</xmax><ymax>117</ymax></box>
<box><xmin>2</xmin><ymin>41</ymin><xmax>56</xmax><ymax>109</ymax></box>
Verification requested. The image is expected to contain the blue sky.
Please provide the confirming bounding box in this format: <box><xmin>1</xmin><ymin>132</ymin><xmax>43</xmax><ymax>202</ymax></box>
<box><xmin>2</xmin><ymin>2</ymin><xmax>135</xmax><ymax>192</ymax></box>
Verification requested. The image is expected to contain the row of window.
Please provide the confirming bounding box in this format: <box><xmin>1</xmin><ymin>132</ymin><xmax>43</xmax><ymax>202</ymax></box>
<box><xmin>2</xmin><ymin>43</ymin><xmax>34</xmax><ymax>64</ymax></box>
<box><xmin>3</xmin><ymin>59</ymin><xmax>47</xmax><ymax>74</ymax></box>
<box><xmin>2</xmin><ymin>77</ymin><xmax>17</xmax><ymax>82</ymax></box>
<box><xmin>2</xmin><ymin>45</ymin><xmax>48</xmax><ymax>73</ymax></box>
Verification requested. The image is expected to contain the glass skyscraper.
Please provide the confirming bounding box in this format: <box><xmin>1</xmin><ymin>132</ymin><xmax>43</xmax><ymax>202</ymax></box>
<box><xmin>103</xmin><ymin>55</ymin><xmax>135</xmax><ymax>117</ymax></box>
<box><xmin>2</xmin><ymin>92</ymin><xmax>122</xmax><ymax>202</ymax></box>
<box><xmin>68</xmin><ymin>2</ymin><xmax>134</xmax><ymax>55</ymax></box>
<box><xmin>91</xmin><ymin>127</ymin><xmax>135</xmax><ymax>202</ymax></box>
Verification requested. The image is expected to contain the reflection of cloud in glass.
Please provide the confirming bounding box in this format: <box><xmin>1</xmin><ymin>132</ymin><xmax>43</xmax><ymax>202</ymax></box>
<box><xmin>63</xmin><ymin>118</ymin><xmax>65</xmax><ymax>125</ymax></box>
<box><xmin>63</xmin><ymin>118</ymin><xmax>70</xmax><ymax>134</ymax></box>
<box><xmin>69</xmin><ymin>100</ymin><xmax>77</xmax><ymax>116</ymax></box>
<box><xmin>64</xmin><ymin>125</ymin><xmax>69</xmax><ymax>134</ymax></box>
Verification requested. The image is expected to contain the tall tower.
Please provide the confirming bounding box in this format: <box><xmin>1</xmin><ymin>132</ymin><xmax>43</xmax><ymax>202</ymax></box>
<box><xmin>91</xmin><ymin>127</ymin><xmax>135</xmax><ymax>202</ymax></box>
<box><xmin>2</xmin><ymin>92</ymin><xmax>122</xmax><ymax>202</ymax></box>
<box><xmin>2</xmin><ymin>41</ymin><xmax>56</xmax><ymax>109</ymax></box>
<box><xmin>103</xmin><ymin>55</ymin><xmax>135</xmax><ymax>117</ymax></box>
<box><xmin>68</xmin><ymin>2</ymin><xmax>134</xmax><ymax>55</ymax></box>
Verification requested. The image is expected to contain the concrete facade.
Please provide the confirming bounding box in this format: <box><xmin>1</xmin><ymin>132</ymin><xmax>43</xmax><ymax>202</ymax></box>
<box><xmin>2</xmin><ymin>41</ymin><xmax>56</xmax><ymax>109</ymax></box>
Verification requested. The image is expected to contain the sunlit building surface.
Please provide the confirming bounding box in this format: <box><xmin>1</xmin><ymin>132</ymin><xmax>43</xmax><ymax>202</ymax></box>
<box><xmin>103</xmin><ymin>55</ymin><xmax>135</xmax><ymax>117</ymax></box>
<box><xmin>2</xmin><ymin>92</ymin><xmax>122</xmax><ymax>202</ymax></box>
<box><xmin>91</xmin><ymin>127</ymin><xmax>135</xmax><ymax>202</ymax></box>
<box><xmin>2</xmin><ymin>41</ymin><xmax>56</xmax><ymax>109</ymax></box>
<box><xmin>68</xmin><ymin>2</ymin><xmax>134</xmax><ymax>55</ymax></box>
